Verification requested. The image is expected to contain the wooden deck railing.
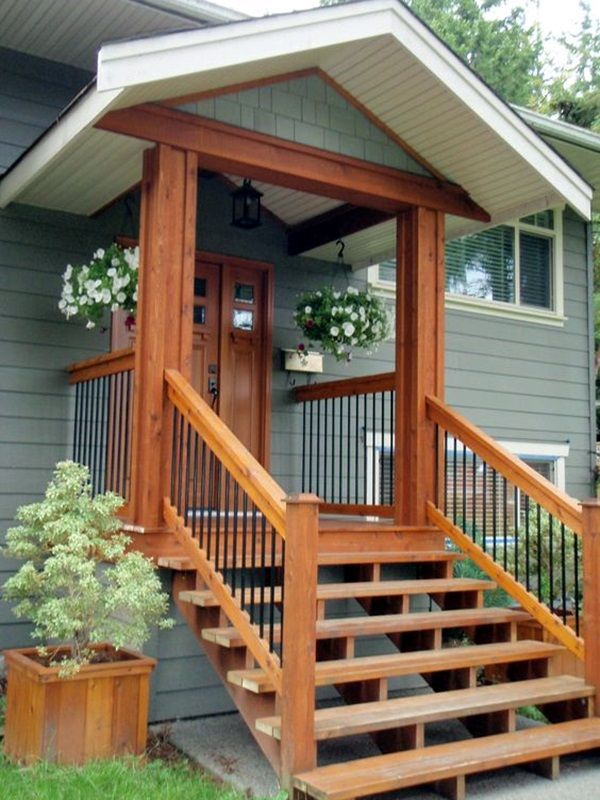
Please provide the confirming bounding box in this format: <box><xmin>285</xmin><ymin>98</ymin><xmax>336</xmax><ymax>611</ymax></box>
<box><xmin>295</xmin><ymin>372</ymin><xmax>395</xmax><ymax>517</ymax></box>
<box><xmin>425</xmin><ymin>394</ymin><xmax>585</xmax><ymax>661</ymax></box>
<box><xmin>165</xmin><ymin>369</ymin><xmax>319</xmax><ymax>780</ymax></box>
<box><xmin>68</xmin><ymin>347</ymin><xmax>135</xmax><ymax>502</ymax></box>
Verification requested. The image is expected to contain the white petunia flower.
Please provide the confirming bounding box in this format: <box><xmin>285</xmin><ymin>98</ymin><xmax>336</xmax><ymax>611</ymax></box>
<box><xmin>343</xmin><ymin>322</ymin><xmax>355</xmax><ymax>337</ymax></box>
<box><xmin>347</xmin><ymin>286</ymin><xmax>359</xmax><ymax>295</ymax></box>
<box><xmin>86</xmin><ymin>321</ymin><xmax>95</xmax><ymax>329</ymax></box>
<box><xmin>102</xmin><ymin>289</ymin><xmax>111</xmax><ymax>304</ymax></box>
<box><xmin>333</xmin><ymin>291</ymin><xmax>341</xmax><ymax>299</ymax></box>
<box><xmin>330</xmin><ymin>326</ymin><xmax>339</xmax><ymax>337</ymax></box>
<box><xmin>350</xmin><ymin>312</ymin><xmax>358</xmax><ymax>321</ymax></box>
<box><xmin>304</xmin><ymin>306</ymin><xmax>312</xmax><ymax>314</ymax></box>
<box><xmin>63</xmin><ymin>265</ymin><xmax>73</xmax><ymax>280</ymax></box>
<box><xmin>116</xmin><ymin>292</ymin><xmax>126</xmax><ymax>303</ymax></box>
<box><xmin>107</xmin><ymin>268</ymin><xmax>117</xmax><ymax>278</ymax></box>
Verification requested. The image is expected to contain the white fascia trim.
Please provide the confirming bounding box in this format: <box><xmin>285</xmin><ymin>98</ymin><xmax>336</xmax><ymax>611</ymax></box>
<box><xmin>97</xmin><ymin>1</ymin><xmax>396</xmax><ymax>92</ymax></box>
<box><xmin>0</xmin><ymin>86</ymin><xmax>123</xmax><ymax>209</ymax></box>
<box><xmin>517</xmin><ymin>107</ymin><xmax>600</xmax><ymax>153</ymax></box>
<box><xmin>96</xmin><ymin>0</ymin><xmax>592</xmax><ymax>220</ymax></box>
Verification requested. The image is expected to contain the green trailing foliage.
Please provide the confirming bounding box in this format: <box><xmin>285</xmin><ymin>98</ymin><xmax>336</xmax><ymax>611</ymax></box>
<box><xmin>2</xmin><ymin>461</ymin><xmax>173</xmax><ymax>676</ymax></box>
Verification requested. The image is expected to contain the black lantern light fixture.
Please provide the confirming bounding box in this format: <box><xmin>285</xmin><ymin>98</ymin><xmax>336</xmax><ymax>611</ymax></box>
<box><xmin>231</xmin><ymin>179</ymin><xmax>263</xmax><ymax>229</ymax></box>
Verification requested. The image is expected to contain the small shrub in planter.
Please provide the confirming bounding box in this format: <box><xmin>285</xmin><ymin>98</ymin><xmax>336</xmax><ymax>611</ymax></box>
<box><xmin>2</xmin><ymin>461</ymin><xmax>173</xmax><ymax>764</ymax></box>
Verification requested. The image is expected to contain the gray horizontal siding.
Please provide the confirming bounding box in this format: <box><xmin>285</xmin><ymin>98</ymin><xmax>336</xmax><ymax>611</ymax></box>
<box><xmin>0</xmin><ymin>47</ymin><xmax>91</xmax><ymax>174</ymax></box>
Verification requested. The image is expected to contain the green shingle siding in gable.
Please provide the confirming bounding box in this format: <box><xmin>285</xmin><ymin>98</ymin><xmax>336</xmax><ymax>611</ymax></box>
<box><xmin>177</xmin><ymin>74</ymin><xmax>432</xmax><ymax>177</ymax></box>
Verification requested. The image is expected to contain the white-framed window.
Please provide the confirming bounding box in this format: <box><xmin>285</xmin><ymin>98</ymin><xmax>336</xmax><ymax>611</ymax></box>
<box><xmin>367</xmin><ymin>209</ymin><xmax>565</xmax><ymax>326</ymax></box>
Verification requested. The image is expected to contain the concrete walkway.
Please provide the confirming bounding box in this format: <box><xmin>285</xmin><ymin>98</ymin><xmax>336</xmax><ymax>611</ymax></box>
<box><xmin>164</xmin><ymin>711</ymin><xmax>600</xmax><ymax>799</ymax></box>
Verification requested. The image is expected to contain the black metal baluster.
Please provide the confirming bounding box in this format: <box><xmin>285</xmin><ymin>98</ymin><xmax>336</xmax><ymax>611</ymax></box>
<box><xmin>302</xmin><ymin>400</ymin><xmax>306</xmax><ymax>492</ymax></box>
<box><xmin>250</xmin><ymin>501</ymin><xmax>258</xmax><ymax>625</ymax></box>
<box><xmin>524</xmin><ymin>495</ymin><xmax>530</xmax><ymax>590</ymax></box>
<box><xmin>259</xmin><ymin>512</ymin><xmax>267</xmax><ymax>639</ymax></box>
<box><xmin>199</xmin><ymin>441</ymin><xmax>207</xmax><ymax>550</ymax></box>
<box><xmin>452</xmin><ymin>436</ymin><xmax>458</xmax><ymax>524</ymax></box>
<box><xmin>444</xmin><ymin>431</ymin><xmax>449</xmax><ymax>516</ymax></box>
<box><xmin>191</xmin><ymin>431</ymin><xmax>199</xmax><ymax>543</ymax></box>
<box><xmin>176</xmin><ymin>414</ymin><xmax>185</xmax><ymax>514</ymax></box>
<box><xmin>316</xmin><ymin>400</ymin><xmax>321</xmax><ymax>501</ymax></box>
<box><xmin>170</xmin><ymin>407</ymin><xmax>178</xmax><ymax>502</ymax></box>
<box><xmin>241</xmin><ymin>493</ymin><xmax>249</xmax><ymax>616</ymax></box>
<box><xmin>536</xmin><ymin>503</ymin><xmax>542</xmax><ymax>603</ymax></box>
<box><xmin>268</xmin><ymin>524</ymin><xmax>277</xmax><ymax>652</ymax></box>
<box><xmin>514</xmin><ymin>486</ymin><xmax>520</xmax><ymax>582</ymax></box>
<box><xmin>549</xmin><ymin>514</ymin><xmax>554</xmax><ymax>614</ymax></box>
<box><xmin>371</xmin><ymin>394</ymin><xmax>377</xmax><ymax>507</ymax></box>
<box><xmin>206</xmin><ymin>451</ymin><xmax>215</xmax><ymax>561</ymax></box>
<box><xmin>114</xmin><ymin>372</ymin><xmax>124</xmax><ymax>497</ymax></box>
<box><xmin>231</xmin><ymin>482</ymin><xmax>239</xmax><ymax>598</ymax></box>
<box><xmin>73</xmin><ymin>382</ymin><xmax>81</xmax><ymax>462</ymax></box>
<box><xmin>492</xmin><ymin>469</ymin><xmax>497</xmax><ymax>561</ymax></box>
<box><xmin>472</xmin><ymin>450</ymin><xmax>477</xmax><ymax>544</ymax></box>
<box><xmin>308</xmin><ymin>400</ymin><xmax>313</xmax><ymax>494</ymax></box>
<box><xmin>573</xmin><ymin>532</ymin><xmax>580</xmax><ymax>635</ymax></box>
<box><xmin>462</xmin><ymin>441</ymin><xmax>467</xmax><ymax>533</ymax></box>
<box><xmin>390</xmin><ymin>390</ymin><xmax>395</xmax><ymax>506</ymax></box>
<box><xmin>560</xmin><ymin>522</ymin><xmax>567</xmax><ymax>623</ymax></box>
<box><xmin>482</xmin><ymin>462</ymin><xmax>487</xmax><ymax>552</ymax></box>
<box><xmin>223</xmin><ymin>472</ymin><xmax>231</xmax><ymax>585</ymax></box>
<box><xmin>346</xmin><ymin>394</ymin><xmax>351</xmax><ymax>505</ymax></box>
<box><xmin>362</xmin><ymin>393</ymin><xmax>367</xmax><ymax>504</ymax></box>
<box><xmin>354</xmin><ymin>394</ymin><xmax>359</xmax><ymax>503</ymax></box>
<box><xmin>214</xmin><ymin>461</ymin><xmax>222</xmax><ymax>571</ymax></box>
<box><xmin>502</xmin><ymin>477</ymin><xmax>508</xmax><ymax>570</ymax></box>
<box><xmin>184</xmin><ymin>422</ymin><xmax>192</xmax><ymax>529</ymax></box>
<box><xmin>338</xmin><ymin>397</ymin><xmax>343</xmax><ymax>504</ymax></box>
<box><xmin>122</xmin><ymin>371</ymin><xmax>132</xmax><ymax>499</ymax></box>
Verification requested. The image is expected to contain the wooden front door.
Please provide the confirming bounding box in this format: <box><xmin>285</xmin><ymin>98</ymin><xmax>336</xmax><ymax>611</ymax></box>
<box><xmin>191</xmin><ymin>255</ymin><xmax>272</xmax><ymax>467</ymax></box>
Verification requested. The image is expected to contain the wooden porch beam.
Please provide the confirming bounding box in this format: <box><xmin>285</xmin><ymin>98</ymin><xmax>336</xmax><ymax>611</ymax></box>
<box><xmin>96</xmin><ymin>104</ymin><xmax>490</xmax><ymax>222</ymax></box>
<box><xmin>287</xmin><ymin>204</ymin><xmax>395</xmax><ymax>256</ymax></box>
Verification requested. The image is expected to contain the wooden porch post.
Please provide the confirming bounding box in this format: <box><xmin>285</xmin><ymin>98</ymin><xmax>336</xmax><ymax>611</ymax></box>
<box><xmin>129</xmin><ymin>143</ymin><xmax>198</xmax><ymax>529</ymax></box>
<box><xmin>394</xmin><ymin>206</ymin><xmax>445</xmax><ymax>526</ymax></box>
<box><xmin>280</xmin><ymin>493</ymin><xmax>320</xmax><ymax>788</ymax></box>
<box><xmin>582</xmin><ymin>499</ymin><xmax>600</xmax><ymax>711</ymax></box>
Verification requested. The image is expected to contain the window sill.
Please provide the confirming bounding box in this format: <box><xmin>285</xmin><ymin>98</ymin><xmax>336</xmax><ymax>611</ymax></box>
<box><xmin>445</xmin><ymin>295</ymin><xmax>567</xmax><ymax>327</ymax></box>
<box><xmin>368</xmin><ymin>281</ymin><xmax>566</xmax><ymax>328</ymax></box>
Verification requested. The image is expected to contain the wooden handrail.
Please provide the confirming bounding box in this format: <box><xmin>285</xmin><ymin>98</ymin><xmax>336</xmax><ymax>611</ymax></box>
<box><xmin>294</xmin><ymin>371</ymin><xmax>395</xmax><ymax>402</ymax></box>
<box><xmin>428</xmin><ymin>503</ymin><xmax>584</xmax><ymax>659</ymax></box>
<box><xmin>68</xmin><ymin>347</ymin><xmax>135</xmax><ymax>384</ymax></box>
<box><xmin>426</xmin><ymin>395</ymin><xmax>582</xmax><ymax>535</ymax></box>
<box><xmin>165</xmin><ymin>368</ymin><xmax>287</xmax><ymax>537</ymax></box>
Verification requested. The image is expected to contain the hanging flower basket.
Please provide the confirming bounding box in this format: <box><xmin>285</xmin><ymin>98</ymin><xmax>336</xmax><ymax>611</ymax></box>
<box><xmin>294</xmin><ymin>285</ymin><xmax>390</xmax><ymax>362</ymax></box>
<box><xmin>59</xmin><ymin>243</ymin><xmax>139</xmax><ymax>329</ymax></box>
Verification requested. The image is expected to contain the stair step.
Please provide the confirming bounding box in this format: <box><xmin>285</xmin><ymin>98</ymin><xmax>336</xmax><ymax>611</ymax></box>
<box><xmin>157</xmin><ymin>556</ymin><xmax>194</xmax><ymax>570</ymax></box>
<box><xmin>202</xmin><ymin>607</ymin><xmax>532</xmax><ymax>648</ymax></box>
<box><xmin>292</xmin><ymin>717</ymin><xmax>600</xmax><ymax>800</ymax></box>
<box><xmin>228</xmin><ymin>639</ymin><xmax>563</xmax><ymax>693</ymax></box>
<box><xmin>180</xmin><ymin>577</ymin><xmax>495</xmax><ymax>608</ymax></box>
<box><xmin>256</xmin><ymin>675</ymin><xmax>593</xmax><ymax>740</ymax></box>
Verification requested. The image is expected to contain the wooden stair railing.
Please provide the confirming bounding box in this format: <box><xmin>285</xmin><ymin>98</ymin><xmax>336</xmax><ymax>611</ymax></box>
<box><xmin>164</xmin><ymin>368</ymin><xmax>319</xmax><ymax>783</ymax></box>
<box><xmin>425</xmin><ymin>395</ymin><xmax>586</xmax><ymax>662</ymax></box>
<box><xmin>68</xmin><ymin>347</ymin><xmax>135</xmax><ymax>507</ymax></box>
<box><xmin>295</xmin><ymin>372</ymin><xmax>396</xmax><ymax>517</ymax></box>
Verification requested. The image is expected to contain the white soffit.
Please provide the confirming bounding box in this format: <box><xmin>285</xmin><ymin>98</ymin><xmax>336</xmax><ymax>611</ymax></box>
<box><xmin>0</xmin><ymin>0</ymin><xmax>592</xmax><ymax>231</ymax></box>
<box><xmin>0</xmin><ymin>0</ymin><xmax>247</xmax><ymax>71</ymax></box>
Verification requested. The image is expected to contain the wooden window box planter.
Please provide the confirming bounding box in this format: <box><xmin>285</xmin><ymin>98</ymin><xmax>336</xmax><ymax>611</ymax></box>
<box><xmin>3</xmin><ymin>644</ymin><xmax>156</xmax><ymax>765</ymax></box>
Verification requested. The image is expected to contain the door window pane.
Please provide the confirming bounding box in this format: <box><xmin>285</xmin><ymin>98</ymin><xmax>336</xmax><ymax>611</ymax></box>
<box><xmin>193</xmin><ymin>305</ymin><xmax>206</xmax><ymax>325</ymax></box>
<box><xmin>233</xmin><ymin>309</ymin><xmax>254</xmax><ymax>330</ymax></box>
<box><xmin>234</xmin><ymin>283</ymin><xmax>254</xmax><ymax>304</ymax></box>
<box><xmin>194</xmin><ymin>278</ymin><xmax>207</xmax><ymax>297</ymax></box>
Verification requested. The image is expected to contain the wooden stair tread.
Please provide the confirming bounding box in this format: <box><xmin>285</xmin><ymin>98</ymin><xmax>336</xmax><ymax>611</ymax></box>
<box><xmin>180</xmin><ymin>577</ymin><xmax>495</xmax><ymax>608</ymax></box>
<box><xmin>256</xmin><ymin>675</ymin><xmax>593</xmax><ymax>740</ymax></box>
<box><xmin>202</xmin><ymin>607</ymin><xmax>532</xmax><ymax>648</ymax></box>
<box><xmin>157</xmin><ymin>556</ymin><xmax>194</xmax><ymax>570</ymax></box>
<box><xmin>293</xmin><ymin>718</ymin><xmax>600</xmax><ymax>800</ymax></box>
<box><xmin>317</xmin><ymin>550</ymin><xmax>463</xmax><ymax>565</ymax></box>
<box><xmin>228</xmin><ymin>640</ymin><xmax>563</xmax><ymax>693</ymax></box>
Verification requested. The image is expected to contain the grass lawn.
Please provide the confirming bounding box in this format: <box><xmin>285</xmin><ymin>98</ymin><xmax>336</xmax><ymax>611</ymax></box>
<box><xmin>0</xmin><ymin>748</ymin><xmax>284</xmax><ymax>800</ymax></box>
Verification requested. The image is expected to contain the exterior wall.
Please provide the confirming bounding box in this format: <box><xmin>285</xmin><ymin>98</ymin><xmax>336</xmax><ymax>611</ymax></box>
<box><xmin>0</xmin><ymin>47</ymin><xmax>90</xmax><ymax>175</ymax></box>
<box><xmin>177</xmin><ymin>74</ymin><xmax>431</xmax><ymax>176</ymax></box>
<box><xmin>446</xmin><ymin>207</ymin><xmax>594</xmax><ymax>500</ymax></box>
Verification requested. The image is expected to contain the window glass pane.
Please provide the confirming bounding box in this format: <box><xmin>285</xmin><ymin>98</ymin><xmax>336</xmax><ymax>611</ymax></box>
<box><xmin>520</xmin><ymin>232</ymin><xmax>552</xmax><ymax>309</ymax></box>
<box><xmin>377</xmin><ymin>260</ymin><xmax>396</xmax><ymax>283</ymax></box>
<box><xmin>193</xmin><ymin>305</ymin><xmax>206</xmax><ymax>325</ymax></box>
<box><xmin>520</xmin><ymin>210</ymin><xmax>554</xmax><ymax>230</ymax></box>
<box><xmin>445</xmin><ymin>225</ymin><xmax>515</xmax><ymax>303</ymax></box>
<box><xmin>522</xmin><ymin>458</ymin><xmax>554</xmax><ymax>483</ymax></box>
<box><xmin>234</xmin><ymin>283</ymin><xmax>254</xmax><ymax>304</ymax></box>
<box><xmin>194</xmin><ymin>278</ymin><xmax>206</xmax><ymax>297</ymax></box>
<box><xmin>232</xmin><ymin>309</ymin><xmax>254</xmax><ymax>330</ymax></box>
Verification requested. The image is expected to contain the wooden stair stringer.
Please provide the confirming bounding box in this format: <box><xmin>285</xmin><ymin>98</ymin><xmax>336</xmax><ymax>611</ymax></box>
<box><xmin>172</xmin><ymin>570</ymin><xmax>282</xmax><ymax>776</ymax></box>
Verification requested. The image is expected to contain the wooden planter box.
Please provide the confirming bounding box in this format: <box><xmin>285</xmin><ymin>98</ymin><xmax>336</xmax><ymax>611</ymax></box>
<box><xmin>3</xmin><ymin>644</ymin><xmax>156</xmax><ymax>765</ymax></box>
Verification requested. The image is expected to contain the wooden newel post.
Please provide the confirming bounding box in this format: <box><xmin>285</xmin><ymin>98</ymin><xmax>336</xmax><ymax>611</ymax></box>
<box><xmin>280</xmin><ymin>493</ymin><xmax>320</xmax><ymax>788</ymax></box>
<box><xmin>582</xmin><ymin>498</ymin><xmax>600</xmax><ymax>711</ymax></box>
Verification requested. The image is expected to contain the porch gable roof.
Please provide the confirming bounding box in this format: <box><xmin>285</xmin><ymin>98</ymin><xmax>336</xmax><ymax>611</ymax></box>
<box><xmin>0</xmin><ymin>0</ymin><xmax>592</xmax><ymax>251</ymax></box>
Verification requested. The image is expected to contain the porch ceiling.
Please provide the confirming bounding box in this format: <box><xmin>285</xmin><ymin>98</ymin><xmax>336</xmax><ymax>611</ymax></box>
<box><xmin>0</xmin><ymin>0</ymin><xmax>593</xmax><ymax>266</ymax></box>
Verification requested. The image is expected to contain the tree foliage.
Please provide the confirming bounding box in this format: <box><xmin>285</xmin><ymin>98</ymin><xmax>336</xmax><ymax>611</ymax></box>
<box><xmin>3</xmin><ymin>461</ymin><xmax>173</xmax><ymax>676</ymax></box>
